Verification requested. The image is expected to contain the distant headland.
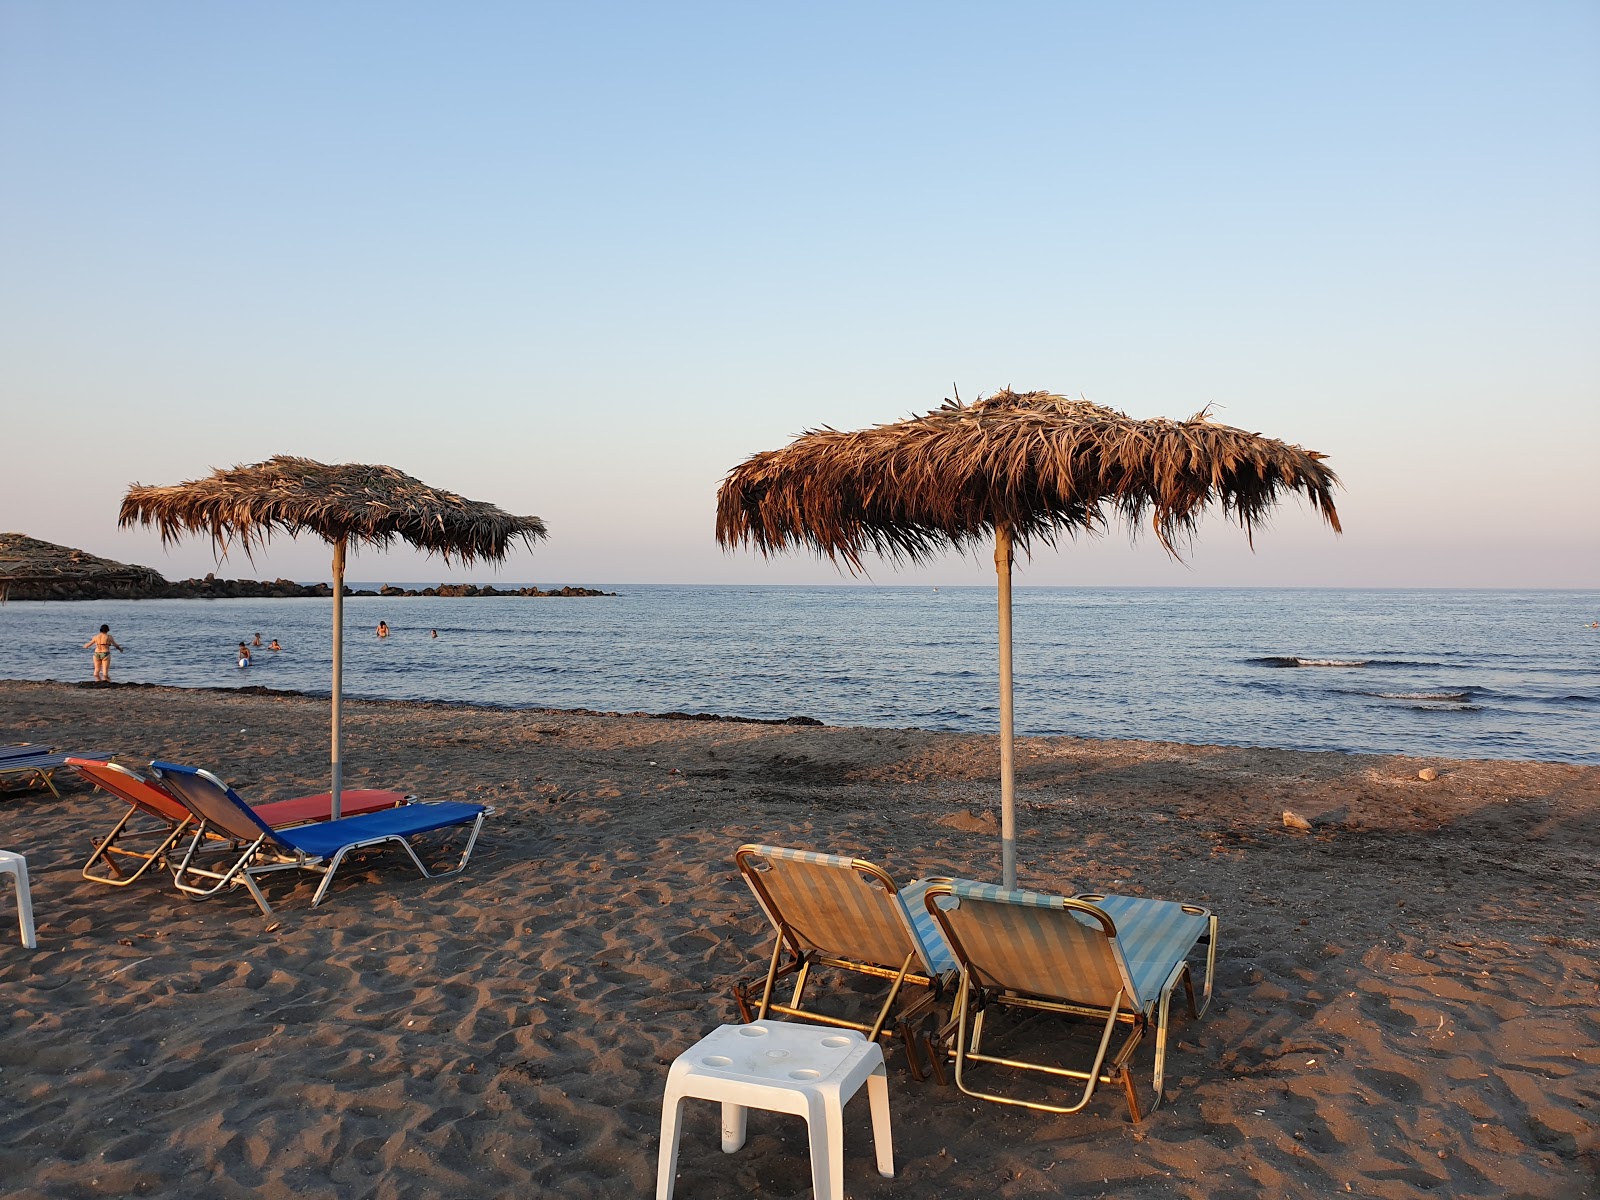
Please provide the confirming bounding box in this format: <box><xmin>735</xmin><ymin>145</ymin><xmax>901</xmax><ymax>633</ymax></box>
<box><xmin>0</xmin><ymin>533</ymin><xmax>613</xmax><ymax>601</ymax></box>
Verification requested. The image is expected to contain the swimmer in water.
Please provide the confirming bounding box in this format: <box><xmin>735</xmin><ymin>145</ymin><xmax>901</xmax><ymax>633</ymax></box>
<box><xmin>83</xmin><ymin>624</ymin><xmax>125</xmax><ymax>682</ymax></box>
<box><xmin>237</xmin><ymin>641</ymin><xmax>252</xmax><ymax>668</ymax></box>
<box><xmin>377</xmin><ymin>620</ymin><xmax>390</xmax><ymax>638</ymax></box>
<box><xmin>268</xmin><ymin>638</ymin><xmax>282</xmax><ymax>651</ymax></box>
<box><xmin>430</xmin><ymin>629</ymin><xmax>438</xmax><ymax>639</ymax></box>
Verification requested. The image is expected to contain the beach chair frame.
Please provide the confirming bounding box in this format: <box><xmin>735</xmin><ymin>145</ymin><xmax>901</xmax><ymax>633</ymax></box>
<box><xmin>151</xmin><ymin>763</ymin><xmax>488</xmax><ymax>918</ymax></box>
<box><xmin>70</xmin><ymin>757</ymin><xmax>415</xmax><ymax>889</ymax></box>
<box><xmin>72</xmin><ymin>759</ymin><xmax>197</xmax><ymax>886</ymax></box>
<box><xmin>733</xmin><ymin>844</ymin><xmax>956</xmax><ymax>1081</ymax></box>
<box><xmin>924</xmin><ymin>882</ymin><xmax>1217</xmax><ymax>1120</ymax></box>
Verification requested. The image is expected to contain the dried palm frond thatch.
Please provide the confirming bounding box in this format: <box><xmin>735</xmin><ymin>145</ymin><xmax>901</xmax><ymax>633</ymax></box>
<box><xmin>717</xmin><ymin>388</ymin><xmax>1340</xmax><ymax>888</ymax></box>
<box><xmin>717</xmin><ymin>390</ymin><xmax>1339</xmax><ymax>570</ymax></box>
<box><xmin>120</xmin><ymin>455</ymin><xmax>546</xmax><ymax>819</ymax></box>
<box><xmin>120</xmin><ymin>455</ymin><xmax>546</xmax><ymax>563</ymax></box>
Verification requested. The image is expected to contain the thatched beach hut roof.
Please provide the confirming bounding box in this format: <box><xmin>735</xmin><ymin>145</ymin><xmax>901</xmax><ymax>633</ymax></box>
<box><xmin>718</xmin><ymin>388</ymin><xmax>1341</xmax><ymax>888</ymax></box>
<box><xmin>717</xmin><ymin>389</ymin><xmax>1340</xmax><ymax>569</ymax></box>
<box><xmin>120</xmin><ymin>455</ymin><xmax>546</xmax><ymax>563</ymax></box>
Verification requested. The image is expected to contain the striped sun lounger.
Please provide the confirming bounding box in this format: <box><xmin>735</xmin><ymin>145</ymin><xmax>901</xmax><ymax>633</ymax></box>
<box><xmin>150</xmin><ymin>761</ymin><xmax>491</xmax><ymax>918</ymax></box>
<box><xmin>0</xmin><ymin>749</ymin><xmax>112</xmax><ymax>798</ymax></box>
<box><xmin>923</xmin><ymin>880</ymin><xmax>1217</xmax><ymax>1120</ymax></box>
<box><xmin>0</xmin><ymin>743</ymin><xmax>53</xmax><ymax>761</ymax></box>
<box><xmin>734</xmin><ymin>844</ymin><xmax>962</xmax><ymax>1081</ymax></box>
<box><xmin>68</xmin><ymin>757</ymin><xmax>411</xmax><ymax>887</ymax></box>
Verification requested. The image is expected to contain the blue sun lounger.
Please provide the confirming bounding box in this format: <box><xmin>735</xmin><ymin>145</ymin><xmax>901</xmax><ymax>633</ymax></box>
<box><xmin>149</xmin><ymin>761</ymin><xmax>491</xmax><ymax>916</ymax></box>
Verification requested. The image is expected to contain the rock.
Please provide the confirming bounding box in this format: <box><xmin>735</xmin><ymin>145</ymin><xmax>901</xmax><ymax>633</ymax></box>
<box><xmin>1282</xmin><ymin>810</ymin><xmax>1313</xmax><ymax>832</ymax></box>
<box><xmin>939</xmin><ymin>810</ymin><xmax>999</xmax><ymax>834</ymax></box>
<box><xmin>1418</xmin><ymin>767</ymin><xmax>1439</xmax><ymax>781</ymax></box>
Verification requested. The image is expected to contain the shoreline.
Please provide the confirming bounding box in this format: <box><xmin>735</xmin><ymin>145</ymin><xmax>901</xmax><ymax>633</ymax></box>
<box><xmin>1</xmin><ymin>681</ymin><xmax>1595</xmax><ymax>1197</ymax></box>
<box><xmin>2</xmin><ymin>676</ymin><xmax>1589</xmax><ymax>767</ymax></box>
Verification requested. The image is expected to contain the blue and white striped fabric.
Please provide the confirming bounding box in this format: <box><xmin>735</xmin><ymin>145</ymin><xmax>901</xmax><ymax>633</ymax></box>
<box><xmin>1075</xmin><ymin>893</ymin><xmax>1212</xmax><ymax>1006</ymax></box>
<box><xmin>933</xmin><ymin>884</ymin><xmax>1211</xmax><ymax>1012</ymax></box>
<box><xmin>947</xmin><ymin>880</ymin><xmax>1069</xmax><ymax>910</ymax></box>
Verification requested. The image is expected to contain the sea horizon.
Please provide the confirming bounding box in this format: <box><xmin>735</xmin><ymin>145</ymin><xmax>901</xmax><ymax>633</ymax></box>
<box><xmin>4</xmin><ymin>585</ymin><xmax>1595</xmax><ymax>764</ymax></box>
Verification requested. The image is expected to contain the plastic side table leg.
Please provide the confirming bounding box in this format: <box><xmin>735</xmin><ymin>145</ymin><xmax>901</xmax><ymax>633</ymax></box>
<box><xmin>720</xmin><ymin>1101</ymin><xmax>748</xmax><ymax>1153</ymax></box>
<box><xmin>656</xmin><ymin>1090</ymin><xmax>688</xmax><ymax>1200</ymax></box>
<box><xmin>1</xmin><ymin>855</ymin><xmax>34</xmax><ymax>949</ymax></box>
<box><xmin>806</xmin><ymin>1087</ymin><xmax>848</xmax><ymax>1200</ymax></box>
<box><xmin>867</xmin><ymin>1064</ymin><xmax>894</xmax><ymax>1177</ymax></box>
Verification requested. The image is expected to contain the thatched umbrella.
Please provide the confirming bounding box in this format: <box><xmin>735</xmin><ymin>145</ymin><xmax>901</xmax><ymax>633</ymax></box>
<box><xmin>122</xmin><ymin>455</ymin><xmax>547</xmax><ymax>817</ymax></box>
<box><xmin>717</xmin><ymin>389</ymin><xmax>1340</xmax><ymax>888</ymax></box>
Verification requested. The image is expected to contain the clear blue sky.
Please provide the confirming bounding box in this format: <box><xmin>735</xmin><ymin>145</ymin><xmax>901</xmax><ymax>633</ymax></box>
<box><xmin>3</xmin><ymin>2</ymin><xmax>1596</xmax><ymax>587</ymax></box>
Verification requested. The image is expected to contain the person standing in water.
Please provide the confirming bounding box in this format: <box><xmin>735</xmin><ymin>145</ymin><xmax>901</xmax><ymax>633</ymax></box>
<box><xmin>237</xmin><ymin>641</ymin><xmax>252</xmax><ymax>668</ymax></box>
<box><xmin>84</xmin><ymin>624</ymin><xmax>124</xmax><ymax>682</ymax></box>
<box><xmin>376</xmin><ymin>620</ymin><xmax>390</xmax><ymax>638</ymax></box>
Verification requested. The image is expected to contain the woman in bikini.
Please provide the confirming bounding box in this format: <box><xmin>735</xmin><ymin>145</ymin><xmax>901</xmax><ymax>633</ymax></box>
<box><xmin>83</xmin><ymin>624</ymin><xmax>124</xmax><ymax>682</ymax></box>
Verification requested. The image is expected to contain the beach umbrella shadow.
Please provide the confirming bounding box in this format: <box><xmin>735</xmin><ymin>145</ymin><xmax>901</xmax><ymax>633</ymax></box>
<box><xmin>121</xmin><ymin>455</ymin><xmax>546</xmax><ymax>816</ymax></box>
<box><xmin>716</xmin><ymin>389</ymin><xmax>1341</xmax><ymax>888</ymax></box>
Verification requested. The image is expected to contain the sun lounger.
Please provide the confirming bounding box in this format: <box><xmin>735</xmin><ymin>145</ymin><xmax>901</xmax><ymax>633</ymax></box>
<box><xmin>0</xmin><ymin>750</ymin><xmax>112</xmax><ymax>798</ymax></box>
<box><xmin>0</xmin><ymin>743</ymin><xmax>53</xmax><ymax>760</ymax></box>
<box><xmin>734</xmin><ymin>844</ymin><xmax>960</xmax><ymax>1081</ymax></box>
<box><xmin>923</xmin><ymin>881</ymin><xmax>1217</xmax><ymax>1120</ymax></box>
<box><xmin>149</xmin><ymin>761</ymin><xmax>491</xmax><ymax>917</ymax></box>
<box><xmin>67</xmin><ymin>757</ymin><xmax>411</xmax><ymax>887</ymax></box>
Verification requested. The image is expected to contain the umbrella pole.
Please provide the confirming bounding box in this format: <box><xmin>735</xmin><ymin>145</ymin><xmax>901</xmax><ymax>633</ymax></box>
<box><xmin>330</xmin><ymin>538</ymin><xmax>346</xmax><ymax>821</ymax></box>
<box><xmin>995</xmin><ymin>524</ymin><xmax>1017</xmax><ymax>890</ymax></box>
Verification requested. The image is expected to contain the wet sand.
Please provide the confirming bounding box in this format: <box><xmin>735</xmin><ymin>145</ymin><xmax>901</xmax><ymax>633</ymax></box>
<box><xmin>0</xmin><ymin>679</ymin><xmax>1595</xmax><ymax>1198</ymax></box>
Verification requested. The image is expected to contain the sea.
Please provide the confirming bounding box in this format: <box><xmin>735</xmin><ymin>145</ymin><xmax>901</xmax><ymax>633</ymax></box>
<box><xmin>2</xmin><ymin>586</ymin><xmax>1597</xmax><ymax>764</ymax></box>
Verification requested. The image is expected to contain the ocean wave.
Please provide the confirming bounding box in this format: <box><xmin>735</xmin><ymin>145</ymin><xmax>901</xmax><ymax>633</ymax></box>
<box><xmin>1373</xmin><ymin>691</ymin><xmax>1473</xmax><ymax>702</ymax></box>
<box><xmin>1253</xmin><ymin>656</ymin><xmax>1369</xmax><ymax>668</ymax></box>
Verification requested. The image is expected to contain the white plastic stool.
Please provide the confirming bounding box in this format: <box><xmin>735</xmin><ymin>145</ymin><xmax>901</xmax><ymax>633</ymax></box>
<box><xmin>657</xmin><ymin>1021</ymin><xmax>894</xmax><ymax>1200</ymax></box>
<box><xmin>0</xmin><ymin>851</ymin><xmax>36</xmax><ymax>949</ymax></box>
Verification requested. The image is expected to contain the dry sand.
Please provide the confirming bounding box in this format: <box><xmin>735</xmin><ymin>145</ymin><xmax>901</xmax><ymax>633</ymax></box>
<box><xmin>0</xmin><ymin>679</ymin><xmax>1595</xmax><ymax>1199</ymax></box>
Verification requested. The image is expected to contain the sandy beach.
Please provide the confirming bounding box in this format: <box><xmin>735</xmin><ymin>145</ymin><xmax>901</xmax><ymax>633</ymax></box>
<box><xmin>0</xmin><ymin>678</ymin><xmax>1595</xmax><ymax>1198</ymax></box>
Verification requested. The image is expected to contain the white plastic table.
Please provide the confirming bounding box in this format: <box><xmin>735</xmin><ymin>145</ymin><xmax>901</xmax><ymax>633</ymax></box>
<box><xmin>0</xmin><ymin>851</ymin><xmax>36</xmax><ymax>949</ymax></box>
<box><xmin>657</xmin><ymin>1021</ymin><xmax>894</xmax><ymax>1200</ymax></box>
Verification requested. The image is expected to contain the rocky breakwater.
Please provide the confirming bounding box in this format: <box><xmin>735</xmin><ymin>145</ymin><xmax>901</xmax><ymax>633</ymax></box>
<box><xmin>379</xmin><ymin>583</ymin><xmax>614</xmax><ymax>597</ymax></box>
<box><xmin>23</xmin><ymin>572</ymin><xmax>614</xmax><ymax>600</ymax></box>
<box><xmin>162</xmin><ymin>578</ymin><xmax>614</xmax><ymax>599</ymax></box>
<box><xmin>1</xmin><ymin>532</ymin><xmax>613</xmax><ymax>601</ymax></box>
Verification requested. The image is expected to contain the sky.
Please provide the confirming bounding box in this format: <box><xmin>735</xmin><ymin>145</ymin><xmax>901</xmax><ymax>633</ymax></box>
<box><xmin>2</xmin><ymin>2</ymin><xmax>1596</xmax><ymax>588</ymax></box>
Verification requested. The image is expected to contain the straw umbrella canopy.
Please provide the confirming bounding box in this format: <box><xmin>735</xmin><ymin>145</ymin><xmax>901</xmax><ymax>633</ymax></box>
<box><xmin>717</xmin><ymin>389</ymin><xmax>1340</xmax><ymax>888</ymax></box>
<box><xmin>121</xmin><ymin>455</ymin><xmax>547</xmax><ymax>817</ymax></box>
